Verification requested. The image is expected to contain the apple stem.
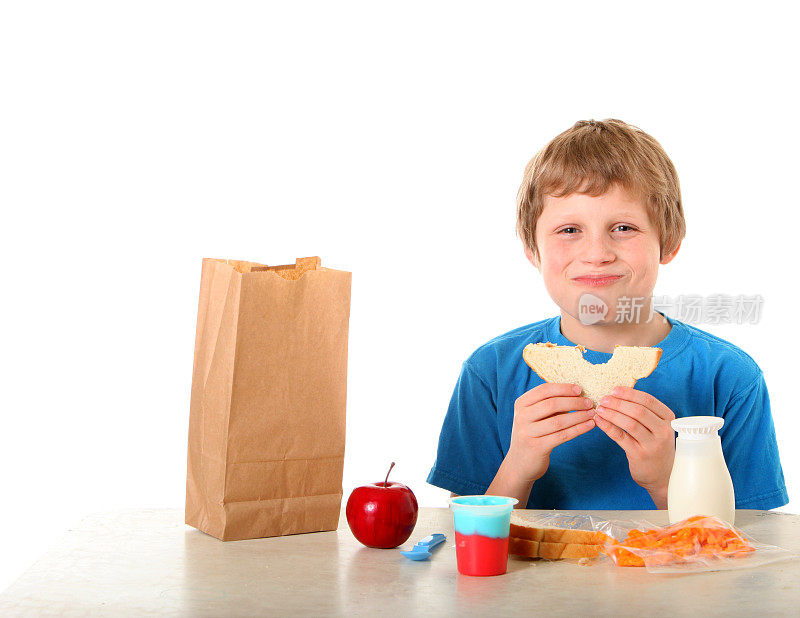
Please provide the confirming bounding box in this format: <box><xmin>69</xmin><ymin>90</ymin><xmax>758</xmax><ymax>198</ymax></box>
<box><xmin>384</xmin><ymin>462</ymin><xmax>395</xmax><ymax>487</ymax></box>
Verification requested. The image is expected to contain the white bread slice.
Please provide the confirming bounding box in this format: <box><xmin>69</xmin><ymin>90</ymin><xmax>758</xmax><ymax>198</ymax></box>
<box><xmin>510</xmin><ymin>511</ymin><xmax>604</xmax><ymax>545</ymax></box>
<box><xmin>509</xmin><ymin>537</ymin><xmax>600</xmax><ymax>560</ymax></box>
<box><xmin>522</xmin><ymin>342</ymin><xmax>662</xmax><ymax>407</ymax></box>
<box><xmin>509</xmin><ymin>522</ymin><xmax>601</xmax><ymax>545</ymax></box>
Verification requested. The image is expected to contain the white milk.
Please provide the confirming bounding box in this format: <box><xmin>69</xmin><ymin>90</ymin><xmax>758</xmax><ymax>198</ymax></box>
<box><xmin>667</xmin><ymin>416</ymin><xmax>735</xmax><ymax>525</ymax></box>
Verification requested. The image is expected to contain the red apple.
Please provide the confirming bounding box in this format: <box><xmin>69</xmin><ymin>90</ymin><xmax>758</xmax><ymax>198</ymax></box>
<box><xmin>346</xmin><ymin>462</ymin><xmax>418</xmax><ymax>548</ymax></box>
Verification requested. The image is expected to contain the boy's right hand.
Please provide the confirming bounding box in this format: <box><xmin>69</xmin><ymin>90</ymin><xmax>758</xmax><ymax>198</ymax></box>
<box><xmin>505</xmin><ymin>383</ymin><xmax>596</xmax><ymax>484</ymax></box>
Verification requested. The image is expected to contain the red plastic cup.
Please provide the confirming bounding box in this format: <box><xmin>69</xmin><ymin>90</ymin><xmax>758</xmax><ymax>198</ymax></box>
<box><xmin>449</xmin><ymin>496</ymin><xmax>518</xmax><ymax>576</ymax></box>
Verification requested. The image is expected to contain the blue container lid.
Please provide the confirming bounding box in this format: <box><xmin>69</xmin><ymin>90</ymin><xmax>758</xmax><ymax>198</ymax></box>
<box><xmin>449</xmin><ymin>495</ymin><xmax>518</xmax><ymax>516</ymax></box>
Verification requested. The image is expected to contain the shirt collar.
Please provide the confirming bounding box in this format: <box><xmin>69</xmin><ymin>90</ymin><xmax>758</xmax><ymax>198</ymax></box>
<box><xmin>544</xmin><ymin>311</ymin><xmax>691</xmax><ymax>364</ymax></box>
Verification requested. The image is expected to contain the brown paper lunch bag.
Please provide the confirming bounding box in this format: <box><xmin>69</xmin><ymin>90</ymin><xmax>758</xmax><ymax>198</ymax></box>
<box><xmin>185</xmin><ymin>256</ymin><xmax>351</xmax><ymax>541</ymax></box>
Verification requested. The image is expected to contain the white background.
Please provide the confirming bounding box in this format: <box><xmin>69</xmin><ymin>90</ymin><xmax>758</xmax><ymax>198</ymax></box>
<box><xmin>1</xmin><ymin>1</ymin><xmax>798</xmax><ymax>592</ymax></box>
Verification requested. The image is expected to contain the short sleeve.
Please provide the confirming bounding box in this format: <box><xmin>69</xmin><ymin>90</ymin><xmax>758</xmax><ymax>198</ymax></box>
<box><xmin>426</xmin><ymin>361</ymin><xmax>504</xmax><ymax>496</ymax></box>
<box><xmin>721</xmin><ymin>371</ymin><xmax>788</xmax><ymax>509</ymax></box>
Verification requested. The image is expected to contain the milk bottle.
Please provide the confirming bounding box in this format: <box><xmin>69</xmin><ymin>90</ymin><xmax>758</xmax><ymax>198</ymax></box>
<box><xmin>667</xmin><ymin>416</ymin><xmax>735</xmax><ymax>525</ymax></box>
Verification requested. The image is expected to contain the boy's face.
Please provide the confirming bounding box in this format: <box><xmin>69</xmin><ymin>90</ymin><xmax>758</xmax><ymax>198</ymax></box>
<box><xmin>526</xmin><ymin>183</ymin><xmax>679</xmax><ymax>325</ymax></box>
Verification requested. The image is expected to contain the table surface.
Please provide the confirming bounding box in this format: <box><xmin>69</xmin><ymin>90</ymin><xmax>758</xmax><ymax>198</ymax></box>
<box><xmin>1</xmin><ymin>507</ymin><xmax>799</xmax><ymax>617</ymax></box>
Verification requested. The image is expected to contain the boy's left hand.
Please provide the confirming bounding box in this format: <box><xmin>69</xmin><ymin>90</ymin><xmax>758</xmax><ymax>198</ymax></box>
<box><xmin>593</xmin><ymin>387</ymin><xmax>676</xmax><ymax>509</ymax></box>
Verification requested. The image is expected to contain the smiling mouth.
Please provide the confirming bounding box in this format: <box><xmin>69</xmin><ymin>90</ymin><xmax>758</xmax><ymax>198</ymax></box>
<box><xmin>572</xmin><ymin>275</ymin><xmax>624</xmax><ymax>287</ymax></box>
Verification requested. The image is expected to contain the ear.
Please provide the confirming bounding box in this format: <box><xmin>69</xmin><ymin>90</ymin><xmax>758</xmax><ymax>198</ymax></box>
<box><xmin>660</xmin><ymin>241</ymin><xmax>681</xmax><ymax>265</ymax></box>
<box><xmin>524</xmin><ymin>245</ymin><xmax>541</xmax><ymax>270</ymax></box>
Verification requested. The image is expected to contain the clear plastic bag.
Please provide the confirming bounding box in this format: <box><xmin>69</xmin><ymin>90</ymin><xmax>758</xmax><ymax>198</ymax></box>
<box><xmin>513</xmin><ymin>512</ymin><xmax>798</xmax><ymax>574</ymax></box>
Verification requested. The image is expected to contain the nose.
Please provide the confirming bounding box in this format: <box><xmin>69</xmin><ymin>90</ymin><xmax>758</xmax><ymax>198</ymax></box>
<box><xmin>580</xmin><ymin>232</ymin><xmax>616</xmax><ymax>265</ymax></box>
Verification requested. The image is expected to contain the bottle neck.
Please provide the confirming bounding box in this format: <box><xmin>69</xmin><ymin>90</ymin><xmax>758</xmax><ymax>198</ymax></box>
<box><xmin>675</xmin><ymin>434</ymin><xmax>722</xmax><ymax>455</ymax></box>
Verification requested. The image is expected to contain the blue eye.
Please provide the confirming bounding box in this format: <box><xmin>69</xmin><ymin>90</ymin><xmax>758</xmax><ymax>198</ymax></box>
<box><xmin>557</xmin><ymin>225</ymin><xmax>637</xmax><ymax>235</ymax></box>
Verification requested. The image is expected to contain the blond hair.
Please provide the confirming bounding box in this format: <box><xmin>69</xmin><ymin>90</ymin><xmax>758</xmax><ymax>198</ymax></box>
<box><xmin>516</xmin><ymin>119</ymin><xmax>686</xmax><ymax>261</ymax></box>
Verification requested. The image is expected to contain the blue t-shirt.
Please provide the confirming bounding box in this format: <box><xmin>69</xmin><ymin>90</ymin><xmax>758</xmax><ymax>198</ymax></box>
<box><xmin>427</xmin><ymin>313</ymin><xmax>788</xmax><ymax>510</ymax></box>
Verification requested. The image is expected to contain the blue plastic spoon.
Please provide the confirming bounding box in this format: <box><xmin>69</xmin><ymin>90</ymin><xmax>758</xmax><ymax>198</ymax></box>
<box><xmin>400</xmin><ymin>533</ymin><xmax>446</xmax><ymax>561</ymax></box>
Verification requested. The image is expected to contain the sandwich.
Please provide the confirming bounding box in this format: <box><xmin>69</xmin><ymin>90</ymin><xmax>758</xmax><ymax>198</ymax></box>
<box><xmin>522</xmin><ymin>342</ymin><xmax>662</xmax><ymax>407</ymax></box>
<box><xmin>509</xmin><ymin>512</ymin><xmax>609</xmax><ymax>561</ymax></box>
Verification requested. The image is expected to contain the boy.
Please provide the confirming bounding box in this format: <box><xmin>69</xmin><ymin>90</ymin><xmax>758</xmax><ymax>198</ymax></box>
<box><xmin>427</xmin><ymin>119</ymin><xmax>787</xmax><ymax>510</ymax></box>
